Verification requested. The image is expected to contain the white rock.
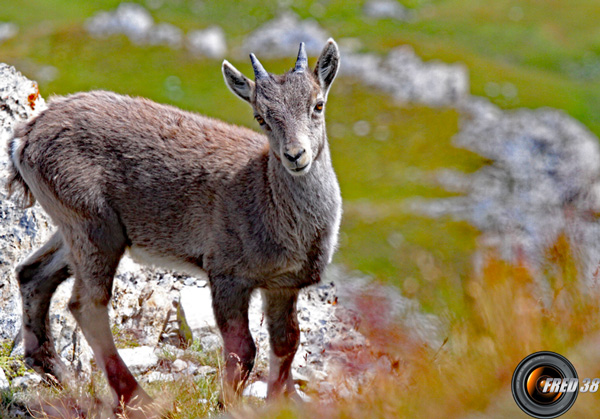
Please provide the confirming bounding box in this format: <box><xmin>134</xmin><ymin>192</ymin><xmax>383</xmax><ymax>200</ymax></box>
<box><xmin>0</xmin><ymin>22</ymin><xmax>18</xmax><ymax>43</ymax></box>
<box><xmin>178</xmin><ymin>286</ymin><xmax>216</xmax><ymax>336</ymax></box>
<box><xmin>340</xmin><ymin>46</ymin><xmax>469</xmax><ymax>107</ymax></box>
<box><xmin>172</xmin><ymin>359</ymin><xmax>187</xmax><ymax>372</ymax></box>
<box><xmin>145</xmin><ymin>371</ymin><xmax>175</xmax><ymax>383</ymax></box>
<box><xmin>200</xmin><ymin>334</ymin><xmax>221</xmax><ymax>351</ymax></box>
<box><xmin>196</xmin><ymin>365</ymin><xmax>217</xmax><ymax>376</ymax></box>
<box><xmin>118</xmin><ymin>346</ymin><xmax>159</xmax><ymax>375</ymax></box>
<box><xmin>147</xmin><ymin>22</ymin><xmax>183</xmax><ymax>48</ymax></box>
<box><xmin>186</xmin><ymin>26</ymin><xmax>227</xmax><ymax>59</ymax></box>
<box><xmin>242</xmin><ymin>12</ymin><xmax>328</xmax><ymax>58</ymax></box>
<box><xmin>85</xmin><ymin>3</ymin><xmax>154</xmax><ymax>44</ymax></box>
<box><xmin>0</xmin><ymin>368</ymin><xmax>9</xmax><ymax>391</ymax></box>
<box><xmin>11</xmin><ymin>372</ymin><xmax>41</xmax><ymax>390</ymax></box>
<box><xmin>363</xmin><ymin>0</ymin><xmax>415</xmax><ymax>21</ymax></box>
<box><xmin>0</xmin><ymin>64</ymin><xmax>50</xmax><ymax>342</ymax></box>
<box><xmin>242</xmin><ymin>380</ymin><xmax>268</xmax><ymax>399</ymax></box>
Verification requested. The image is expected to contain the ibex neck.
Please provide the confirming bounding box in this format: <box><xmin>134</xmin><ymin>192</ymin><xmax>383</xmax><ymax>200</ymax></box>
<box><xmin>267</xmin><ymin>143</ymin><xmax>340</xmax><ymax>229</ymax></box>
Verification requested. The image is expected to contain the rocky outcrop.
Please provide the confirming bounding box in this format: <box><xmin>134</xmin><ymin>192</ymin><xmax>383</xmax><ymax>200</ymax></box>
<box><xmin>0</xmin><ymin>63</ymin><xmax>50</xmax><ymax>342</ymax></box>
<box><xmin>412</xmin><ymin>97</ymin><xmax>600</xmax><ymax>283</ymax></box>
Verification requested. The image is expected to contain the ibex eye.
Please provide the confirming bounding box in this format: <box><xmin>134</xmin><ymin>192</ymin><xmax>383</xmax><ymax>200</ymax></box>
<box><xmin>254</xmin><ymin>115</ymin><xmax>266</xmax><ymax>126</ymax></box>
<box><xmin>314</xmin><ymin>102</ymin><xmax>324</xmax><ymax>113</ymax></box>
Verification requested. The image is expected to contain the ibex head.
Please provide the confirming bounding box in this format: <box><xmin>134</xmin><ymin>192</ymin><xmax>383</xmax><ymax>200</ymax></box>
<box><xmin>222</xmin><ymin>39</ymin><xmax>340</xmax><ymax>176</ymax></box>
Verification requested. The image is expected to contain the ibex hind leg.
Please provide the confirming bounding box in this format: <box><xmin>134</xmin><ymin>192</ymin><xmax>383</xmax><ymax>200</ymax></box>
<box><xmin>263</xmin><ymin>288</ymin><xmax>301</xmax><ymax>400</ymax></box>
<box><xmin>17</xmin><ymin>231</ymin><xmax>71</xmax><ymax>384</ymax></box>
<box><xmin>61</xmin><ymin>210</ymin><xmax>153</xmax><ymax>415</ymax></box>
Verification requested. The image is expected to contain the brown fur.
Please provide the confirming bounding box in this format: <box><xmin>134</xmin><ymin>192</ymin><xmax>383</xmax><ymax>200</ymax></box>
<box><xmin>7</xmin><ymin>40</ymin><xmax>342</xmax><ymax>411</ymax></box>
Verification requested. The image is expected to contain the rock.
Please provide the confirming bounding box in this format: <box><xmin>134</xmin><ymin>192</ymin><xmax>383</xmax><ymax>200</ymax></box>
<box><xmin>341</xmin><ymin>45</ymin><xmax>469</xmax><ymax>107</ymax></box>
<box><xmin>147</xmin><ymin>22</ymin><xmax>183</xmax><ymax>48</ymax></box>
<box><xmin>0</xmin><ymin>22</ymin><xmax>18</xmax><ymax>43</ymax></box>
<box><xmin>110</xmin><ymin>265</ymin><xmax>174</xmax><ymax>347</ymax></box>
<box><xmin>199</xmin><ymin>334</ymin><xmax>221</xmax><ymax>351</ymax></box>
<box><xmin>0</xmin><ymin>367</ymin><xmax>9</xmax><ymax>391</ymax></box>
<box><xmin>50</xmin><ymin>279</ymin><xmax>93</xmax><ymax>376</ymax></box>
<box><xmin>242</xmin><ymin>380</ymin><xmax>268</xmax><ymax>399</ymax></box>
<box><xmin>242</xmin><ymin>11</ymin><xmax>329</xmax><ymax>58</ymax></box>
<box><xmin>144</xmin><ymin>371</ymin><xmax>175</xmax><ymax>383</ymax></box>
<box><xmin>0</xmin><ymin>64</ymin><xmax>51</xmax><ymax>342</ymax></box>
<box><xmin>86</xmin><ymin>4</ymin><xmax>225</xmax><ymax>57</ymax></box>
<box><xmin>171</xmin><ymin>359</ymin><xmax>187</xmax><ymax>372</ymax></box>
<box><xmin>186</xmin><ymin>26</ymin><xmax>227</xmax><ymax>59</ymax></box>
<box><xmin>196</xmin><ymin>365</ymin><xmax>217</xmax><ymax>376</ymax></box>
<box><xmin>159</xmin><ymin>344</ymin><xmax>185</xmax><ymax>360</ymax></box>
<box><xmin>414</xmin><ymin>97</ymin><xmax>600</xmax><ymax>282</ymax></box>
<box><xmin>178</xmin><ymin>286</ymin><xmax>217</xmax><ymax>338</ymax></box>
<box><xmin>11</xmin><ymin>372</ymin><xmax>41</xmax><ymax>390</ymax></box>
<box><xmin>118</xmin><ymin>346</ymin><xmax>159</xmax><ymax>375</ymax></box>
<box><xmin>363</xmin><ymin>0</ymin><xmax>415</xmax><ymax>21</ymax></box>
<box><xmin>85</xmin><ymin>3</ymin><xmax>154</xmax><ymax>44</ymax></box>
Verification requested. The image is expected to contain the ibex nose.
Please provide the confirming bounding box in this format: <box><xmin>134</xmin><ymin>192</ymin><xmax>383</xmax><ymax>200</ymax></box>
<box><xmin>283</xmin><ymin>148</ymin><xmax>305</xmax><ymax>163</ymax></box>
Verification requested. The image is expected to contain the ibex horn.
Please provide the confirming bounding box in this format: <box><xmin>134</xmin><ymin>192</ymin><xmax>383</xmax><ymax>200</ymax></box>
<box><xmin>249</xmin><ymin>53</ymin><xmax>268</xmax><ymax>80</ymax></box>
<box><xmin>294</xmin><ymin>42</ymin><xmax>308</xmax><ymax>73</ymax></box>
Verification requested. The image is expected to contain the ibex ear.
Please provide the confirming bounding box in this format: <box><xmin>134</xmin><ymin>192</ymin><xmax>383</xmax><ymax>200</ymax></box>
<box><xmin>222</xmin><ymin>60</ymin><xmax>255</xmax><ymax>104</ymax></box>
<box><xmin>314</xmin><ymin>38</ymin><xmax>340</xmax><ymax>98</ymax></box>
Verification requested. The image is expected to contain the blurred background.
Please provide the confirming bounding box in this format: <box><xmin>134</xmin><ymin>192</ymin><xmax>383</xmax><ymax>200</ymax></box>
<box><xmin>3</xmin><ymin>0</ymin><xmax>600</xmax><ymax>417</ymax></box>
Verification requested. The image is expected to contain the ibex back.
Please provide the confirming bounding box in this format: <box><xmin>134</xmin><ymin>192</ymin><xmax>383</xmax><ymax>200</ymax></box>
<box><xmin>7</xmin><ymin>40</ymin><xmax>342</xmax><ymax>412</ymax></box>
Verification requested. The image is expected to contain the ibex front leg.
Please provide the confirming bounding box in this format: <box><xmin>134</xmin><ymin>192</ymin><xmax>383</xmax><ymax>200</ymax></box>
<box><xmin>210</xmin><ymin>276</ymin><xmax>256</xmax><ymax>404</ymax></box>
<box><xmin>263</xmin><ymin>288</ymin><xmax>301</xmax><ymax>400</ymax></box>
<box><xmin>17</xmin><ymin>231</ymin><xmax>71</xmax><ymax>384</ymax></box>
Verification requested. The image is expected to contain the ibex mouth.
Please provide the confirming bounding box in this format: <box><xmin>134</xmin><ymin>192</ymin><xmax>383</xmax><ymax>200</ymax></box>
<box><xmin>287</xmin><ymin>160</ymin><xmax>312</xmax><ymax>176</ymax></box>
<box><xmin>292</xmin><ymin>164</ymin><xmax>309</xmax><ymax>173</ymax></box>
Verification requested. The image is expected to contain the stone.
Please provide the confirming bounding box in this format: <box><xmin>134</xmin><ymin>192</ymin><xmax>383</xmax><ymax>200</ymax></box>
<box><xmin>363</xmin><ymin>0</ymin><xmax>415</xmax><ymax>21</ymax></box>
<box><xmin>186</xmin><ymin>26</ymin><xmax>227</xmax><ymax>59</ymax></box>
<box><xmin>242</xmin><ymin>12</ymin><xmax>329</xmax><ymax>58</ymax></box>
<box><xmin>11</xmin><ymin>372</ymin><xmax>41</xmax><ymax>390</ymax></box>
<box><xmin>118</xmin><ymin>346</ymin><xmax>159</xmax><ymax>375</ymax></box>
<box><xmin>0</xmin><ymin>367</ymin><xmax>9</xmax><ymax>391</ymax></box>
<box><xmin>111</xmin><ymin>264</ymin><xmax>174</xmax><ymax>347</ymax></box>
<box><xmin>196</xmin><ymin>365</ymin><xmax>217</xmax><ymax>376</ymax></box>
<box><xmin>144</xmin><ymin>371</ymin><xmax>175</xmax><ymax>383</ymax></box>
<box><xmin>242</xmin><ymin>380</ymin><xmax>268</xmax><ymax>399</ymax></box>
<box><xmin>199</xmin><ymin>334</ymin><xmax>221</xmax><ymax>351</ymax></box>
<box><xmin>341</xmin><ymin>45</ymin><xmax>469</xmax><ymax>107</ymax></box>
<box><xmin>85</xmin><ymin>3</ymin><xmax>154</xmax><ymax>44</ymax></box>
<box><xmin>147</xmin><ymin>22</ymin><xmax>183</xmax><ymax>48</ymax></box>
<box><xmin>171</xmin><ymin>359</ymin><xmax>187</xmax><ymax>372</ymax></box>
<box><xmin>178</xmin><ymin>286</ymin><xmax>217</xmax><ymax>338</ymax></box>
<box><xmin>0</xmin><ymin>22</ymin><xmax>18</xmax><ymax>43</ymax></box>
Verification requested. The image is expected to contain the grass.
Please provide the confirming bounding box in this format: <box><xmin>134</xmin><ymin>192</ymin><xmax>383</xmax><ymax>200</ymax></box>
<box><xmin>2</xmin><ymin>0</ymin><xmax>600</xmax><ymax>417</ymax></box>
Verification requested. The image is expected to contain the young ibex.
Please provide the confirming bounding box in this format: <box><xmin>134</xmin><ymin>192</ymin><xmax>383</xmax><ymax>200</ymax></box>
<box><xmin>7</xmin><ymin>39</ymin><xmax>341</xmax><ymax>410</ymax></box>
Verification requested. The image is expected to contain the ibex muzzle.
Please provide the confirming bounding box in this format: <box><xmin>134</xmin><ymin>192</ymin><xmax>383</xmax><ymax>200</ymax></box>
<box><xmin>8</xmin><ymin>39</ymin><xmax>342</xmax><ymax>414</ymax></box>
